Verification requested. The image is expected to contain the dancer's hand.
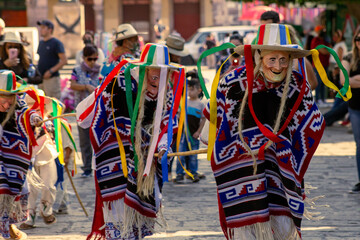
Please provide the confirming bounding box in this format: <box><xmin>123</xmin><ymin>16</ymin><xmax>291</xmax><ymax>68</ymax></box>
<box><xmin>157</xmin><ymin>150</ymin><xmax>166</xmax><ymax>159</ymax></box>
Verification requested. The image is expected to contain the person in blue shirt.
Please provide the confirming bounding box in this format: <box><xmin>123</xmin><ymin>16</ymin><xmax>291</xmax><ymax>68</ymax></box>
<box><xmin>37</xmin><ymin>19</ymin><xmax>67</xmax><ymax>100</ymax></box>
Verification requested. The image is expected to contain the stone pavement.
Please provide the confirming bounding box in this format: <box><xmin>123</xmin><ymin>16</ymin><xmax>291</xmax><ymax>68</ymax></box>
<box><xmin>22</xmin><ymin>68</ymin><xmax>360</xmax><ymax>239</ymax></box>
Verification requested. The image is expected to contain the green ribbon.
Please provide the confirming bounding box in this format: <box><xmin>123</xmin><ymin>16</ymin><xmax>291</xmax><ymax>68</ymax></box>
<box><xmin>315</xmin><ymin>44</ymin><xmax>350</xmax><ymax>99</ymax></box>
<box><xmin>196</xmin><ymin>42</ymin><xmax>236</xmax><ymax>99</ymax></box>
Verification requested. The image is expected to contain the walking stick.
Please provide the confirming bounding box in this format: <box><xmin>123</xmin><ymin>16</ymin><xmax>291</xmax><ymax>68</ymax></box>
<box><xmin>40</xmin><ymin>113</ymin><xmax>77</xmax><ymax>124</ymax></box>
<box><xmin>154</xmin><ymin>148</ymin><xmax>208</xmax><ymax>158</ymax></box>
<box><xmin>64</xmin><ymin>165</ymin><xmax>89</xmax><ymax>217</ymax></box>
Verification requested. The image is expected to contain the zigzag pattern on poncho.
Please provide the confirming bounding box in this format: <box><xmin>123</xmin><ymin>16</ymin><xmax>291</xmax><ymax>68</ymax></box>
<box><xmin>204</xmin><ymin>66</ymin><xmax>325</xmax><ymax>237</ymax></box>
<box><xmin>89</xmin><ymin>74</ymin><xmax>176</xmax><ymax>238</ymax></box>
<box><xmin>0</xmin><ymin>98</ymin><xmax>33</xmax><ymax>196</ymax></box>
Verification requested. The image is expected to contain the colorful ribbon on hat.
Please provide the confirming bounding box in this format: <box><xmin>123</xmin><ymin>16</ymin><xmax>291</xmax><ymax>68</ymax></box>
<box><xmin>84</xmin><ymin>43</ymin><xmax>186</xmax><ymax>179</ymax></box>
<box><xmin>60</xmin><ymin>119</ymin><xmax>78</xmax><ymax>174</ymax></box>
<box><xmin>311</xmin><ymin>45</ymin><xmax>351</xmax><ymax>101</ymax></box>
<box><xmin>254</xmin><ymin>24</ymin><xmax>292</xmax><ymax>45</ymax></box>
<box><xmin>196</xmin><ymin>42</ymin><xmax>236</xmax><ymax>160</ymax></box>
<box><xmin>51</xmin><ymin>99</ymin><xmax>64</xmax><ymax>164</ymax></box>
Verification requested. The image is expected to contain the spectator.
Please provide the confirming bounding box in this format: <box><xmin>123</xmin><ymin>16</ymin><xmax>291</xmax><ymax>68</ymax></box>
<box><xmin>216</xmin><ymin>33</ymin><xmax>244</xmax><ymax>79</ymax></box>
<box><xmin>288</xmin><ymin>25</ymin><xmax>318</xmax><ymax>90</ymax></box>
<box><xmin>250</xmin><ymin>11</ymin><xmax>280</xmax><ymax>44</ymax></box>
<box><xmin>323</xmin><ymin>30</ymin><xmax>349</xmax><ymax>126</ymax></box>
<box><xmin>100</xmin><ymin>23</ymin><xmax>139</xmax><ymax>77</ymax></box>
<box><xmin>204</xmin><ymin>33</ymin><xmax>216</xmax><ymax>69</ymax></box>
<box><xmin>0</xmin><ymin>32</ymin><xmax>30</xmax><ymax>82</ymax></box>
<box><xmin>311</xmin><ymin>25</ymin><xmax>330</xmax><ymax>106</ymax></box>
<box><xmin>260</xmin><ymin>10</ymin><xmax>280</xmax><ymax>24</ymax></box>
<box><xmin>154</xmin><ymin>18</ymin><xmax>166</xmax><ymax>42</ymax></box>
<box><xmin>174</xmin><ymin>71</ymin><xmax>205</xmax><ymax>183</ymax></box>
<box><xmin>330</xmin><ymin>29</ymin><xmax>348</xmax><ymax>89</ymax></box>
<box><xmin>75</xmin><ymin>31</ymin><xmax>105</xmax><ymax>66</ymax></box>
<box><xmin>165</xmin><ymin>34</ymin><xmax>188</xmax><ymax>64</ymax></box>
<box><xmin>70</xmin><ymin>45</ymin><xmax>100</xmax><ymax>178</ymax></box>
<box><xmin>340</xmin><ymin>28</ymin><xmax>360</xmax><ymax>193</ymax></box>
<box><xmin>37</xmin><ymin>19</ymin><xmax>67</xmax><ymax>99</ymax></box>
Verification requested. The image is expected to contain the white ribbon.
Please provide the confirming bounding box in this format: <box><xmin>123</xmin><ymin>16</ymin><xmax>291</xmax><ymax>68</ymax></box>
<box><xmin>143</xmin><ymin>66</ymin><xmax>167</xmax><ymax>176</ymax></box>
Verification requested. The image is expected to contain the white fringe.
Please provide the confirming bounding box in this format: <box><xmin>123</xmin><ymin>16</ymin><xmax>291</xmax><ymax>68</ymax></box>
<box><xmin>102</xmin><ymin>199</ymin><xmax>161</xmax><ymax>240</ymax></box>
<box><xmin>26</xmin><ymin>167</ymin><xmax>45</xmax><ymax>191</ymax></box>
<box><xmin>0</xmin><ymin>194</ymin><xmax>26</xmax><ymax>222</ymax></box>
<box><xmin>231</xmin><ymin>215</ymin><xmax>300</xmax><ymax>240</ymax></box>
<box><xmin>303</xmin><ymin>183</ymin><xmax>328</xmax><ymax>221</ymax></box>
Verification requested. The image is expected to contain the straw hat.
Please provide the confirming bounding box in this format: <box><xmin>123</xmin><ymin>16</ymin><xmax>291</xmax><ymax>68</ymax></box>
<box><xmin>128</xmin><ymin>43</ymin><xmax>181</xmax><ymax>69</ymax></box>
<box><xmin>235</xmin><ymin>24</ymin><xmax>310</xmax><ymax>59</ymax></box>
<box><xmin>0</xmin><ymin>70</ymin><xmax>27</xmax><ymax>95</ymax></box>
<box><xmin>114</xmin><ymin>23</ymin><xmax>138</xmax><ymax>41</ymax></box>
<box><xmin>165</xmin><ymin>34</ymin><xmax>188</xmax><ymax>57</ymax></box>
<box><xmin>1</xmin><ymin>32</ymin><xmax>22</xmax><ymax>45</ymax></box>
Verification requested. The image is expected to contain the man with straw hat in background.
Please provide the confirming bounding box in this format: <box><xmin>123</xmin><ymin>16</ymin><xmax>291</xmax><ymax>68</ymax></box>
<box><xmin>0</xmin><ymin>70</ymin><xmax>43</xmax><ymax>240</ymax></box>
<box><xmin>100</xmin><ymin>23</ymin><xmax>139</xmax><ymax>78</ymax></box>
<box><xmin>77</xmin><ymin>43</ymin><xmax>186</xmax><ymax>240</ymax></box>
<box><xmin>165</xmin><ymin>34</ymin><xmax>188</xmax><ymax>64</ymax></box>
<box><xmin>199</xmin><ymin>23</ymin><xmax>351</xmax><ymax>239</ymax></box>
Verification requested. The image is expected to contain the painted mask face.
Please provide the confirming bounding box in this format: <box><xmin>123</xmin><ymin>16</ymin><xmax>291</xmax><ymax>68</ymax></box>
<box><xmin>260</xmin><ymin>51</ymin><xmax>290</xmax><ymax>83</ymax></box>
<box><xmin>146</xmin><ymin>68</ymin><xmax>161</xmax><ymax>96</ymax></box>
<box><xmin>0</xmin><ymin>95</ymin><xmax>15</xmax><ymax>112</ymax></box>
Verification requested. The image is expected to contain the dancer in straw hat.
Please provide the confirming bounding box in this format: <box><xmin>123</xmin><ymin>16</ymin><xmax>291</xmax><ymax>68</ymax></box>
<box><xmin>0</xmin><ymin>70</ymin><xmax>43</xmax><ymax>240</ymax></box>
<box><xmin>200</xmin><ymin>23</ymin><xmax>351</xmax><ymax>239</ymax></box>
<box><xmin>77</xmin><ymin>43</ymin><xmax>186</xmax><ymax>239</ymax></box>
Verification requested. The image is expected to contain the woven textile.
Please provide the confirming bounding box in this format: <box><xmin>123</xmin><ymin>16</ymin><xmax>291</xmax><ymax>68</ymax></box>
<box><xmin>0</xmin><ymin>98</ymin><xmax>34</xmax><ymax>238</ymax></box>
<box><xmin>89</xmin><ymin>73</ymin><xmax>176</xmax><ymax>239</ymax></box>
<box><xmin>204</xmin><ymin>66</ymin><xmax>325</xmax><ymax>239</ymax></box>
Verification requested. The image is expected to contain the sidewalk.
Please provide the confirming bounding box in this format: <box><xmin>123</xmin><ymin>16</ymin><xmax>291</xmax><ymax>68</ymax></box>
<box><xmin>22</xmin><ymin>68</ymin><xmax>360</xmax><ymax>239</ymax></box>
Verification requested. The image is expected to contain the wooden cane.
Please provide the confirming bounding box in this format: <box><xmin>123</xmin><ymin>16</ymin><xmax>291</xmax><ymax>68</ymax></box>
<box><xmin>154</xmin><ymin>148</ymin><xmax>208</xmax><ymax>158</ymax></box>
<box><xmin>39</xmin><ymin>113</ymin><xmax>77</xmax><ymax>124</ymax></box>
<box><xmin>64</xmin><ymin>165</ymin><xmax>89</xmax><ymax>217</ymax></box>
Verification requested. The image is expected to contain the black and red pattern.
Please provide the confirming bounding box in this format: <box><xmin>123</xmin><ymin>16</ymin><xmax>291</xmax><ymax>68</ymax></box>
<box><xmin>88</xmin><ymin>73</ymin><xmax>176</xmax><ymax>239</ymax></box>
<box><xmin>204</xmin><ymin>66</ymin><xmax>325</xmax><ymax>238</ymax></box>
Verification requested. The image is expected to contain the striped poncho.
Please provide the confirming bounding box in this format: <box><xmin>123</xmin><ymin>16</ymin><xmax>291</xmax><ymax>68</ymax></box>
<box><xmin>204</xmin><ymin>66</ymin><xmax>325</xmax><ymax>239</ymax></box>
<box><xmin>0</xmin><ymin>97</ymin><xmax>36</xmax><ymax>238</ymax></box>
<box><xmin>87</xmin><ymin>73</ymin><xmax>176</xmax><ymax>240</ymax></box>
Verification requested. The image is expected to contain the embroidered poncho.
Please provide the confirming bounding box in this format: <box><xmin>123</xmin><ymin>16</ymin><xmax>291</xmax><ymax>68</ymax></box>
<box><xmin>204</xmin><ymin>66</ymin><xmax>325</xmax><ymax>239</ymax></box>
<box><xmin>88</xmin><ymin>73</ymin><xmax>176</xmax><ymax>240</ymax></box>
<box><xmin>0</xmin><ymin>98</ymin><xmax>36</xmax><ymax>238</ymax></box>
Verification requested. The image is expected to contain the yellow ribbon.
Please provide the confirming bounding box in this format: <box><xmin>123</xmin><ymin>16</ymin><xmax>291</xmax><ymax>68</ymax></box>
<box><xmin>177</xmin><ymin>85</ymin><xmax>194</xmax><ymax>179</ymax></box>
<box><xmin>111</xmin><ymin>77</ymin><xmax>128</xmax><ymax>178</ymax></box>
<box><xmin>311</xmin><ymin>49</ymin><xmax>352</xmax><ymax>101</ymax></box>
<box><xmin>207</xmin><ymin>55</ymin><xmax>232</xmax><ymax>161</ymax></box>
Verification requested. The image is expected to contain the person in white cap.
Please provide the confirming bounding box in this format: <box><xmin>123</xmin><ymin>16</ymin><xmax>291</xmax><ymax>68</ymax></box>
<box><xmin>20</xmin><ymin>89</ymin><xmax>59</xmax><ymax>229</ymax></box>
<box><xmin>100</xmin><ymin>23</ymin><xmax>139</xmax><ymax>77</ymax></box>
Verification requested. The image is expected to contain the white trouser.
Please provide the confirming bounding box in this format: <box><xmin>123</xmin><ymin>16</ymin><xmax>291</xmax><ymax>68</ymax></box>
<box><xmin>27</xmin><ymin>159</ymin><xmax>57</xmax><ymax>222</ymax></box>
